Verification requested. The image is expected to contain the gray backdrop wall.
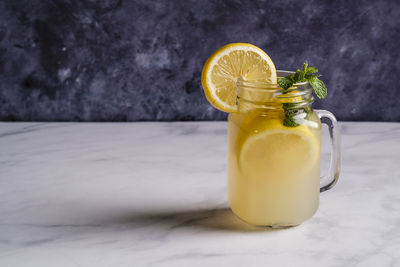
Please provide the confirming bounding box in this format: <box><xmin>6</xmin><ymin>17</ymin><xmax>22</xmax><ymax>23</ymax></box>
<box><xmin>0</xmin><ymin>0</ymin><xmax>399</xmax><ymax>121</ymax></box>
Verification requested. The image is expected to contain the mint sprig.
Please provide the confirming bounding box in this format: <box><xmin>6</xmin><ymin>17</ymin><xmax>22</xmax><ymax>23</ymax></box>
<box><xmin>278</xmin><ymin>63</ymin><xmax>327</xmax><ymax>98</ymax></box>
<box><xmin>277</xmin><ymin>63</ymin><xmax>327</xmax><ymax>127</ymax></box>
<box><xmin>282</xmin><ymin>103</ymin><xmax>300</xmax><ymax>127</ymax></box>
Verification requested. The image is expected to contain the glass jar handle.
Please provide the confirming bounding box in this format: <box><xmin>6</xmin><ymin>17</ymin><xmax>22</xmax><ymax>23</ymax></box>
<box><xmin>315</xmin><ymin>109</ymin><xmax>341</xmax><ymax>192</ymax></box>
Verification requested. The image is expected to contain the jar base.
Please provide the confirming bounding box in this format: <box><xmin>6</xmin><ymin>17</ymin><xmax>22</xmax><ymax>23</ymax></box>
<box><xmin>231</xmin><ymin>210</ymin><xmax>302</xmax><ymax>229</ymax></box>
<box><xmin>244</xmin><ymin>221</ymin><xmax>300</xmax><ymax>229</ymax></box>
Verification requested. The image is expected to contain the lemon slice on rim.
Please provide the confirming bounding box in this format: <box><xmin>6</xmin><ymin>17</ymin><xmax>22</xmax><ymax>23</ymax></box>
<box><xmin>238</xmin><ymin>118</ymin><xmax>319</xmax><ymax>179</ymax></box>
<box><xmin>201</xmin><ymin>43</ymin><xmax>277</xmax><ymax>113</ymax></box>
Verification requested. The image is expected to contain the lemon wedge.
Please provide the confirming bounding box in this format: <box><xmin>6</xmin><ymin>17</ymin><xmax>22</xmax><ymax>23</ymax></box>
<box><xmin>201</xmin><ymin>43</ymin><xmax>277</xmax><ymax>113</ymax></box>
<box><xmin>238</xmin><ymin>118</ymin><xmax>319</xmax><ymax>179</ymax></box>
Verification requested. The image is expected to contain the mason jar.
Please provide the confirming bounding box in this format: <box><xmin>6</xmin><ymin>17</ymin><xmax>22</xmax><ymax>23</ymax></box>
<box><xmin>227</xmin><ymin>71</ymin><xmax>341</xmax><ymax>227</ymax></box>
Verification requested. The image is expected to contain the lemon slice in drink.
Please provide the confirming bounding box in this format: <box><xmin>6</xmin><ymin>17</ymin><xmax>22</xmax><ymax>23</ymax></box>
<box><xmin>238</xmin><ymin>118</ymin><xmax>319</xmax><ymax>179</ymax></box>
<box><xmin>201</xmin><ymin>43</ymin><xmax>277</xmax><ymax>112</ymax></box>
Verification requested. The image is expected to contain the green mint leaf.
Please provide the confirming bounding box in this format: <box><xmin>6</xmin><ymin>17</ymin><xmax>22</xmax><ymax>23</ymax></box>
<box><xmin>306</xmin><ymin>66</ymin><xmax>318</xmax><ymax>74</ymax></box>
<box><xmin>283</xmin><ymin>116</ymin><xmax>299</xmax><ymax>127</ymax></box>
<box><xmin>278</xmin><ymin>77</ymin><xmax>293</xmax><ymax>91</ymax></box>
<box><xmin>305</xmin><ymin>73</ymin><xmax>321</xmax><ymax>80</ymax></box>
<box><xmin>282</xmin><ymin>103</ymin><xmax>300</xmax><ymax>127</ymax></box>
<box><xmin>294</xmin><ymin>69</ymin><xmax>305</xmax><ymax>82</ymax></box>
<box><xmin>308</xmin><ymin>76</ymin><xmax>327</xmax><ymax>99</ymax></box>
<box><xmin>284</xmin><ymin>74</ymin><xmax>296</xmax><ymax>83</ymax></box>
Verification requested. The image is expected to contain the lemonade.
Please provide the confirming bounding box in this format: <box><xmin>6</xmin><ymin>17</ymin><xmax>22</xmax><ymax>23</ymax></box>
<box><xmin>227</xmin><ymin>109</ymin><xmax>322</xmax><ymax>226</ymax></box>
<box><xmin>201</xmin><ymin>43</ymin><xmax>340</xmax><ymax>227</ymax></box>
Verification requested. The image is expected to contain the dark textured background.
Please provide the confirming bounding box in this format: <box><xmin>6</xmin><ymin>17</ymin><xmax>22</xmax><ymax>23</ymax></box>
<box><xmin>0</xmin><ymin>0</ymin><xmax>399</xmax><ymax>121</ymax></box>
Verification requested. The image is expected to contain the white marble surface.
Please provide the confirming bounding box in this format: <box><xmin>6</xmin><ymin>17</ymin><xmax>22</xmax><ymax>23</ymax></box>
<box><xmin>0</xmin><ymin>122</ymin><xmax>399</xmax><ymax>267</ymax></box>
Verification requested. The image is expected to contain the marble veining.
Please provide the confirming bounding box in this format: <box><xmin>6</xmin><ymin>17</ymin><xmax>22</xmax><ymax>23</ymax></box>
<box><xmin>0</xmin><ymin>122</ymin><xmax>400</xmax><ymax>266</ymax></box>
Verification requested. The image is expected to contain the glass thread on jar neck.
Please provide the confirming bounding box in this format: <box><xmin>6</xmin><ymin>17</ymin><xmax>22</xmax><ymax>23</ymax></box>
<box><xmin>236</xmin><ymin>70</ymin><xmax>314</xmax><ymax>113</ymax></box>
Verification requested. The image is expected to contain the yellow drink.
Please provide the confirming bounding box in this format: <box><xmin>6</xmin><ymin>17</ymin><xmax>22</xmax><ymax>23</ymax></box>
<box><xmin>200</xmin><ymin>43</ymin><xmax>340</xmax><ymax>227</ymax></box>
<box><xmin>227</xmin><ymin>110</ymin><xmax>322</xmax><ymax>226</ymax></box>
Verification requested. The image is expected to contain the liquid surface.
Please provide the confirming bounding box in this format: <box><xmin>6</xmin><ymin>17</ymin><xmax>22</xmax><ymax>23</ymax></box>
<box><xmin>227</xmin><ymin>110</ymin><xmax>322</xmax><ymax>226</ymax></box>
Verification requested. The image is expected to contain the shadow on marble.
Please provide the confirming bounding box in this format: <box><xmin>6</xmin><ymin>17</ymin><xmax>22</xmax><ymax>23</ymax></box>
<box><xmin>113</xmin><ymin>208</ymin><xmax>288</xmax><ymax>232</ymax></box>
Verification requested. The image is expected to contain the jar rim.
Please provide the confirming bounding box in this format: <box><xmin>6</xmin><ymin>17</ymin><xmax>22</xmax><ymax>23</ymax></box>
<box><xmin>237</xmin><ymin>70</ymin><xmax>310</xmax><ymax>93</ymax></box>
<box><xmin>236</xmin><ymin>70</ymin><xmax>314</xmax><ymax>108</ymax></box>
